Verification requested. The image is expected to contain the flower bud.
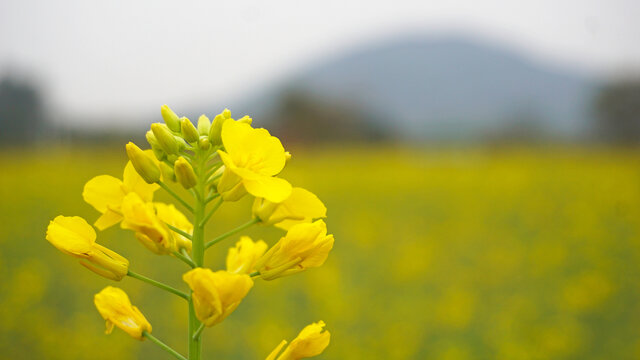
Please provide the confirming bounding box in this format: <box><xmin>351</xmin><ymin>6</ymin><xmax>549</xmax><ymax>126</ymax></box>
<box><xmin>159</xmin><ymin>161</ymin><xmax>176</xmax><ymax>182</ymax></box>
<box><xmin>209</xmin><ymin>109</ymin><xmax>232</xmax><ymax>146</ymax></box>
<box><xmin>198</xmin><ymin>136</ymin><xmax>211</xmax><ymax>150</ymax></box>
<box><xmin>125</xmin><ymin>142</ymin><xmax>161</xmax><ymax>184</ymax></box>
<box><xmin>145</xmin><ymin>131</ymin><xmax>165</xmax><ymax>160</ymax></box>
<box><xmin>197</xmin><ymin>114</ymin><xmax>211</xmax><ymax>136</ymax></box>
<box><xmin>160</xmin><ymin>104</ymin><xmax>181</xmax><ymax>132</ymax></box>
<box><xmin>174</xmin><ymin>156</ymin><xmax>197</xmax><ymax>189</ymax></box>
<box><xmin>181</xmin><ymin>117</ymin><xmax>199</xmax><ymax>143</ymax></box>
<box><xmin>94</xmin><ymin>286</ymin><xmax>152</xmax><ymax>340</ymax></box>
<box><xmin>237</xmin><ymin>115</ymin><xmax>252</xmax><ymax>125</ymax></box>
<box><xmin>151</xmin><ymin>123</ymin><xmax>180</xmax><ymax>155</ymax></box>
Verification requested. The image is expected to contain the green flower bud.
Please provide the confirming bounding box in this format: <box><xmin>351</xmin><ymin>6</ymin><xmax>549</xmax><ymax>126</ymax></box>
<box><xmin>160</xmin><ymin>104</ymin><xmax>181</xmax><ymax>132</ymax></box>
<box><xmin>198</xmin><ymin>136</ymin><xmax>210</xmax><ymax>150</ymax></box>
<box><xmin>159</xmin><ymin>161</ymin><xmax>176</xmax><ymax>182</ymax></box>
<box><xmin>197</xmin><ymin>115</ymin><xmax>211</xmax><ymax>136</ymax></box>
<box><xmin>180</xmin><ymin>117</ymin><xmax>199</xmax><ymax>143</ymax></box>
<box><xmin>209</xmin><ymin>113</ymin><xmax>228</xmax><ymax>146</ymax></box>
<box><xmin>125</xmin><ymin>142</ymin><xmax>161</xmax><ymax>184</ymax></box>
<box><xmin>237</xmin><ymin>115</ymin><xmax>252</xmax><ymax>125</ymax></box>
<box><xmin>151</xmin><ymin>123</ymin><xmax>180</xmax><ymax>155</ymax></box>
<box><xmin>174</xmin><ymin>156</ymin><xmax>197</xmax><ymax>189</ymax></box>
<box><xmin>145</xmin><ymin>130</ymin><xmax>165</xmax><ymax>160</ymax></box>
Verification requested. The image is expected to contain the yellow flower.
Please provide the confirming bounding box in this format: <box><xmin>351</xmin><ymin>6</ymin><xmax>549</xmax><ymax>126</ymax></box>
<box><xmin>253</xmin><ymin>187</ymin><xmax>327</xmax><ymax>230</ymax></box>
<box><xmin>46</xmin><ymin>216</ymin><xmax>129</xmax><ymax>280</ymax></box>
<box><xmin>182</xmin><ymin>268</ymin><xmax>253</xmax><ymax>327</ymax></box>
<box><xmin>83</xmin><ymin>158</ymin><xmax>159</xmax><ymax>230</ymax></box>
<box><xmin>255</xmin><ymin>220</ymin><xmax>334</xmax><ymax>280</ymax></box>
<box><xmin>94</xmin><ymin>286</ymin><xmax>152</xmax><ymax>340</ymax></box>
<box><xmin>217</xmin><ymin>120</ymin><xmax>292</xmax><ymax>203</ymax></box>
<box><xmin>155</xmin><ymin>202</ymin><xmax>193</xmax><ymax>253</ymax></box>
<box><xmin>120</xmin><ymin>193</ymin><xmax>192</xmax><ymax>255</ymax></box>
<box><xmin>266</xmin><ymin>321</ymin><xmax>330</xmax><ymax>360</ymax></box>
<box><xmin>226</xmin><ymin>236</ymin><xmax>268</xmax><ymax>274</ymax></box>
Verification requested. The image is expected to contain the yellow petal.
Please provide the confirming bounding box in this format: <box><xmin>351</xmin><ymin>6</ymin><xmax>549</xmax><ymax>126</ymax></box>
<box><xmin>273</xmin><ymin>188</ymin><xmax>327</xmax><ymax>230</ymax></box>
<box><xmin>46</xmin><ymin>216</ymin><xmax>96</xmax><ymax>257</ymax></box>
<box><xmin>83</xmin><ymin>175</ymin><xmax>125</xmax><ymax>213</ymax></box>
<box><xmin>94</xmin><ymin>209</ymin><xmax>124</xmax><ymax>231</ymax></box>
<box><xmin>243</xmin><ymin>176</ymin><xmax>292</xmax><ymax>203</ymax></box>
<box><xmin>221</xmin><ymin>120</ymin><xmax>287</xmax><ymax>176</ymax></box>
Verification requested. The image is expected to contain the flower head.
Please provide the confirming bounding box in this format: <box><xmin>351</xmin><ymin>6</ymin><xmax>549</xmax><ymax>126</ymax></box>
<box><xmin>120</xmin><ymin>193</ymin><xmax>191</xmax><ymax>255</ymax></box>
<box><xmin>253</xmin><ymin>187</ymin><xmax>326</xmax><ymax>230</ymax></box>
<box><xmin>255</xmin><ymin>220</ymin><xmax>334</xmax><ymax>280</ymax></box>
<box><xmin>94</xmin><ymin>286</ymin><xmax>152</xmax><ymax>340</ymax></box>
<box><xmin>217</xmin><ymin>120</ymin><xmax>292</xmax><ymax>203</ymax></box>
<box><xmin>46</xmin><ymin>216</ymin><xmax>129</xmax><ymax>280</ymax></box>
<box><xmin>83</xmin><ymin>158</ymin><xmax>159</xmax><ymax>230</ymax></box>
<box><xmin>182</xmin><ymin>268</ymin><xmax>253</xmax><ymax>327</ymax></box>
<box><xmin>226</xmin><ymin>236</ymin><xmax>268</xmax><ymax>274</ymax></box>
<box><xmin>266</xmin><ymin>321</ymin><xmax>330</xmax><ymax>360</ymax></box>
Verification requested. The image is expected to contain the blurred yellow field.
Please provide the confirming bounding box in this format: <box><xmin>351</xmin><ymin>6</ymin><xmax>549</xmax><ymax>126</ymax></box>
<box><xmin>1</xmin><ymin>145</ymin><xmax>639</xmax><ymax>359</ymax></box>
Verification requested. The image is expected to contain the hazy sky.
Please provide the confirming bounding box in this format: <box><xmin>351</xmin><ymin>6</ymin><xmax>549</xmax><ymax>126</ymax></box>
<box><xmin>1</xmin><ymin>0</ymin><xmax>639</xmax><ymax>125</ymax></box>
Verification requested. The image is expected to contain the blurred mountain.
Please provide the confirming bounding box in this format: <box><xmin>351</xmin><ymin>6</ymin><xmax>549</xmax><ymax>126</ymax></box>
<box><xmin>232</xmin><ymin>35</ymin><xmax>598</xmax><ymax>141</ymax></box>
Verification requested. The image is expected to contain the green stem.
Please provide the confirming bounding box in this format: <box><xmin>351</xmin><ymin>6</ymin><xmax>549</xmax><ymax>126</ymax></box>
<box><xmin>143</xmin><ymin>331</ymin><xmax>188</xmax><ymax>360</ymax></box>
<box><xmin>205</xmin><ymin>218</ymin><xmax>259</xmax><ymax>249</ymax></box>
<box><xmin>188</xmin><ymin>148</ymin><xmax>208</xmax><ymax>360</ymax></box>
<box><xmin>200</xmin><ymin>197</ymin><xmax>223</xmax><ymax>227</ymax></box>
<box><xmin>204</xmin><ymin>192</ymin><xmax>220</xmax><ymax>204</ymax></box>
<box><xmin>249</xmin><ymin>271</ymin><xmax>260</xmax><ymax>278</ymax></box>
<box><xmin>158</xmin><ymin>181</ymin><xmax>194</xmax><ymax>213</ymax></box>
<box><xmin>171</xmin><ymin>250</ymin><xmax>196</xmax><ymax>268</ymax></box>
<box><xmin>166</xmin><ymin>223</ymin><xmax>193</xmax><ymax>240</ymax></box>
<box><xmin>127</xmin><ymin>270</ymin><xmax>189</xmax><ymax>300</ymax></box>
<box><xmin>192</xmin><ymin>323</ymin><xmax>205</xmax><ymax>340</ymax></box>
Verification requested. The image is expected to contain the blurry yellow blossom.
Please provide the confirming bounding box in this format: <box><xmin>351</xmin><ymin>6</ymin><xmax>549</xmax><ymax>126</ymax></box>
<box><xmin>255</xmin><ymin>220</ymin><xmax>334</xmax><ymax>280</ymax></box>
<box><xmin>266</xmin><ymin>321</ymin><xmax>330</xmax><ymax>360</ymax></box>
<box><xmin>226</xmin><ymin>236</ymin><xmax>268</xmax><ymax>274</ymax></box>
<box><xmin>46</xmin><ymin>216</ymin><xmax>129</xmax><ymax>280</ymax></box>
<box><xmin>217</xmin><ymin>120</ymin><xmax>292</xmax><ymax>202</ymax></box>
<box><xmin>253</xmin><ymin>187</ymin><xmax>326</xmax><ymax>230</ymax></box>
<box><xmin>83</xmin><ymin>158</ymin><xmax>159</xmax><ymax>230</ymax></box>
<box><xmin>182</xmin><ymin>268</ymin><xmax>253</xmax><ymax>327</ymax></box>
<box><xmin>94</xmin><ymin>286</ymin><xmax>152</xmax><ymax>340</ymax></box>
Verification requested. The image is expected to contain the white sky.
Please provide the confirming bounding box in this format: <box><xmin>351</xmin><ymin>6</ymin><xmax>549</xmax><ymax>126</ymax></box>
<box><xmin>1</xmin><ymin>0</ymin><xmax>639</xmax><ymax>125</ymax></box>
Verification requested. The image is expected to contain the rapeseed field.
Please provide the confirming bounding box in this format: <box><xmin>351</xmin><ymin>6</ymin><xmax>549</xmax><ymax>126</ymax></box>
<box><xmin>1</xmin><ymin>145</ymin><xmax>639</xmax><ymax>359</ymax></box>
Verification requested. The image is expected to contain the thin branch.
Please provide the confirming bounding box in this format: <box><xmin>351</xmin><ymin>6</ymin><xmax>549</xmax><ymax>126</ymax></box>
<box><xmin>158</xmin><ymin>181</ymin><xmax>193</xmax><ymax>213</ymax></box>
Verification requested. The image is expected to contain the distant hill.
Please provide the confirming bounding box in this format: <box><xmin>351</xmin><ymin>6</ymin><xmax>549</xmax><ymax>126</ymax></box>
<box><xmin>228</xmin><ymin>35</ymin><xmax>599</xmax><ymax>141</ymax></box>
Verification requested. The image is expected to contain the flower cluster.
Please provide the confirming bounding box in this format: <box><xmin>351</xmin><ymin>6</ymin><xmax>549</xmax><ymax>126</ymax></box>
<box><xmin>45</xmin><ymin>105</ymin><xmax>333</xmax><ymax>360</ymax></box>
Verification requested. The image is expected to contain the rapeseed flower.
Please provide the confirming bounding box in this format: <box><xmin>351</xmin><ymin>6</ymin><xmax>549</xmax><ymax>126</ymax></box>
<box><xmin>226</xmin><ymin>236</ymin><xmax>268</xmax><ymax>274</ymax></box>
<box><xmin>217</xmin><ymin>120</ymin><xmax>292</xmax><ymax>202</ymax></box>
<box><xmin>46</xmin><ymin>216</ymin><xmax>129</xmax><ymax>280</ymax></box>
<box><xmin>183</xmin><ymin>268</ymin><xmax>253</xmax><ymax>327</ymax></box>
<box><xmin>255</xmin><ymin>220</ymin><xmax>334</xmax><ymax>280</ymax></box>
<box><xmin>253</xmin><ymin>187</ymin><xmax>326</xmax><ymax>230</ymax></box>
<box><xmin>94</xmin><ymin>286</ymin><xmax>152</xmax><ymax>340</ymax></box>
<box><xmin>83</xmin><ymin>158</ymin><xmax>159</xmax><ymax>230</ymax></box>
<box><xmin>266</xmin><ymin>321</ymin><xmax>330</xmax><ymax>360</ymax></box>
